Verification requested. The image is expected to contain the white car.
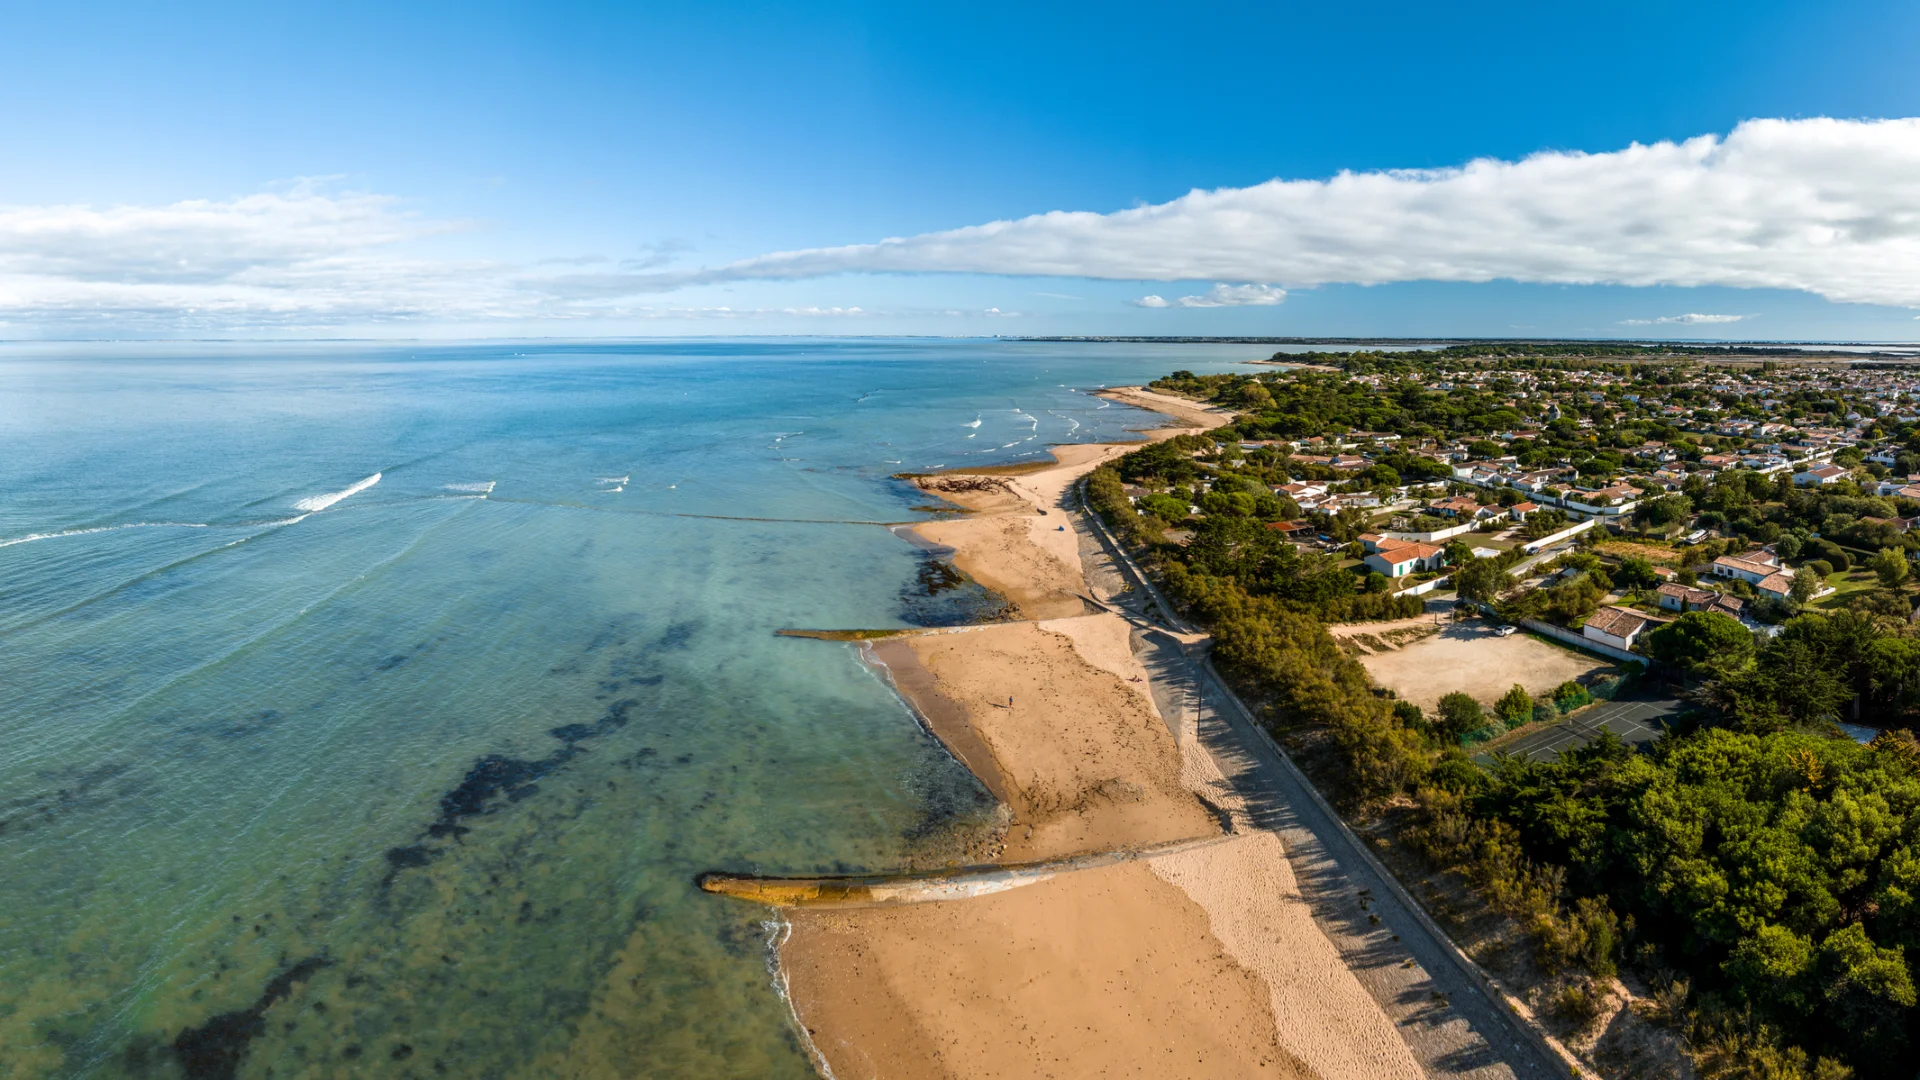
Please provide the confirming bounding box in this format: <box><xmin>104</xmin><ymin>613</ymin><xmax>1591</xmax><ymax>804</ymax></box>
<box><xmin>1495</xmin><ymin>625</ymin><xmax>1518</xmax><ymax>637</ymax></box>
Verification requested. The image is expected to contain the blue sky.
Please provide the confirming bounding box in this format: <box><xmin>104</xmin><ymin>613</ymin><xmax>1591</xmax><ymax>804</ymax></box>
<box><xmin>2</xmin><ymin>0</ymin><xmax>1919</xmax><ymax>339</ymax></box>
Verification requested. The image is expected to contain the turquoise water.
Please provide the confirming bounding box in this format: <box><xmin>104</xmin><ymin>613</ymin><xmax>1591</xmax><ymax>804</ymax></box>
<box><xmin>0</xmin><ymin>338</ymin><xmax>1262</xmax><ymax>1079</ymax></box>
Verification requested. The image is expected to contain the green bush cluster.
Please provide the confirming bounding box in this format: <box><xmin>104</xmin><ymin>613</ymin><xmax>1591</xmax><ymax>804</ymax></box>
<box><xmin>1095</xmin><ymin>370</ymin><xmax>1920</xmax><ymax>1078</ymax></box>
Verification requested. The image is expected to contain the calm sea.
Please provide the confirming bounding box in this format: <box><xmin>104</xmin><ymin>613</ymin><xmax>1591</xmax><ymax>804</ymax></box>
<box><xmin>0</xmin><ymin>338</ymin><xmax>1264</xmax><ymax>1078</ymax></box>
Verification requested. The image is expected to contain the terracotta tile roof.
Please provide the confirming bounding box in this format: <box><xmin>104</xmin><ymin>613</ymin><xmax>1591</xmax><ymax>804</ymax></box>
<box><xmin>1584</xmin><ymin>607</ymin><xmax>1651</xmax><ymax>639</ymax></box>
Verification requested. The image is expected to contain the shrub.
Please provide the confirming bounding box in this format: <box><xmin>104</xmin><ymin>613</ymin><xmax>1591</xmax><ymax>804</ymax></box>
<box><xmin>1391</xmin><ymin>699</ymin><xmax>1425</xmax><ymax>729</ymax></box>
<box><xmin>1554</xmin><ymin>979</ymin><xmax>1608</xmax><ymax>1025</ymax></box>
<box><xmin>1436</xmin><ymin>691</ymin><xmax>1485</xmax><ymax>742</ymax></box>
<box><xmin>1552</xmin><ymin>680</ymin><xmax>1592</xmax><ymax>710</ymax></box>
<box><xmin>1495</xmin><ymin>684</ymin><xmax>1535</xmax><ymax>727</ymax></box>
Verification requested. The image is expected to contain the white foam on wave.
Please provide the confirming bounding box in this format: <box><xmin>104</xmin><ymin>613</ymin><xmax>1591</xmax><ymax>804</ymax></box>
<box><xmin>965</xmin><ymin>416</ymin><xmax>981</xmax><ymax>428</ymax></box>
<box><xmin>0</xmin><ymin>521</ymin><xmax>212</xmax><ymax>549</ymax></box>
<box><xmin>294</xmin><ymin>472</ymin><xmax>382</xmax><ymax>513</ymax></box>
<box><xmin>445</xmin><ymin>481</ymin><xmax>496</xmax><ymax>495</ymax></box>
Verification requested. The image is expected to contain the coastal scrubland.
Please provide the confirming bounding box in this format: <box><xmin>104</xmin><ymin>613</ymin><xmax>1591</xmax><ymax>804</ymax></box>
<box><xmin>1086</xmin><ymin>354</ymin><xmax>1920</xmax><ymax>1080</ymax></box>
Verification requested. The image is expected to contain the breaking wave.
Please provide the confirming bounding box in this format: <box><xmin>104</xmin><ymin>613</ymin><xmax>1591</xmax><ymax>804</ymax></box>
<box><xmin>293</xmin><ymin>472</ymin><xmax>382</xmax><ymax>513</ymax></box>
<box><xmin>0</xmin><ymin>521</ymin><xmax>212</xmax><ymax>549</ymax></box>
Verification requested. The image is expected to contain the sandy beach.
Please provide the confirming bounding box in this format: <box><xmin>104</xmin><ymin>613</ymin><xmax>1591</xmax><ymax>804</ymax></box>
<box><xmin>774</xmin><ymin>386</ymin><xmax>1423</xmax><ymax>1080</ymax></box>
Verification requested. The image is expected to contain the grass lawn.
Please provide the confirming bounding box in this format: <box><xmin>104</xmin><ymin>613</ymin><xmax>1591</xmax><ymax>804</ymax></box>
<box><xmin>1813</xmin><ymin>569</ymin><xmax>1880</xmax><ymax>610</ymax></box>
<box><xmin>1596</xmin><ymin>539</ymin><xmax>1686</xmax><ymax>566</ymax></box>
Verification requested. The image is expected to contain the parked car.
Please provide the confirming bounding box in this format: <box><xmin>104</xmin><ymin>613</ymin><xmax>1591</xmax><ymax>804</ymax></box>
<box><xmin>1495</xmin><ymin>624</ymin><xmax>1518</xmax><ymax>637</ymax></box>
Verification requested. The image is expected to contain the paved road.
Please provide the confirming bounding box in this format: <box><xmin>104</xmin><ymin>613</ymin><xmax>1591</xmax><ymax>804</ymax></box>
<box><xmin>1490</xmin><ymin>694</ymin><xmax>1682</xmax><ymax>764</ymax></box>
<box><xmin>1072</xmin><ymin>484</ymin><xmax>1572</xmax><ymax>1080</ymax></box>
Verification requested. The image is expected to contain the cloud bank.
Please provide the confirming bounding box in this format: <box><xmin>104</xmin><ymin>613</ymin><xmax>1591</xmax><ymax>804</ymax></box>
<box><xmin>645</xmin><ymin>117</ymin><xmax>1920</xmax><ymax>309</ymax></box>
<box><xmin>1620</xmin><ymin>312</ymin><xmax>1749</xmax><ymax>326</ymax></box>
<box><xmin>1136</xmin><ymin>283</ymin><xmax>1287</xmax><ymax>308</ymax></box>
<box><xmin>0</xmin><ymin>182</ymin><xmax>508</xmax><ymax>328</ymax></box>
<box><xmin>4</xmin><ymin>117</ymin><xmax>1920</xmax><ymax>329</ymax></box>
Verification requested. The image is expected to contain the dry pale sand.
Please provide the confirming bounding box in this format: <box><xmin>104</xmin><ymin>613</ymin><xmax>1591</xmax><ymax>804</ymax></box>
<box><xmin>778</xmin><ymin>397</ymin><xmax>1420</xmax><ymax>1080</ymax></box>
<box><xmin>1157</xmin><ymin>730</ymin><xmax>1425</xmax><ymax>1080</ymax></box>
<box><xmin>896</xmin><ymin>619</ymin><xmax>1220</xmax><ymax>862</ymax></box>
<box><xmin>783</xmin><ymin>859</ymin><xmax>1311</xmax><ymax>1080</ymax></box>
<box><xmin>1094</xmin><ymin>385</ymin><xmax>1236</xmax><ymax>431</ymax></box>
<box><xmin>912</xmin><ymin>441</ymin><xmax>1167</xmax><ymax>620</ymax></box>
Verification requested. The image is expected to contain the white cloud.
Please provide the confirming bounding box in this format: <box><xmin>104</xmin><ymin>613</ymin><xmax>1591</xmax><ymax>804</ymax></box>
<box><xmin>642</xmin><ymin>118</ymin><xmax>1920</xmax><ymax>308</ymax></box>
<box><xmin>0</xmin><ymin>184</ymin><xmax>877</xmax><ymax>329</ymax></box>
<box><xmin>9</xmin><ymin>116</ymin><xmax>1920</xmax><ymax>330</ymax></box>
<box><xmin>1136</xmin><ymin>282</ymin><xmax>1287</xmax><ymax>308</ymax></box>
<box><xmin>0</xmin><ymin>181</ymin><xmax>508</xmax><ymax>328</ymax></box>
<box><xmin>1620</xmin><ymin>312</ymin><xmax>1749</xmax><ymax>325</ymax></box>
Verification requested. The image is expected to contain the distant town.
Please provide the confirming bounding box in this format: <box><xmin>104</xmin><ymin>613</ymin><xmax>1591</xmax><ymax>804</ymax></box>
<box><xmin>1135</xmin><ymin>346</ymin><xmax>1920</xmax><ymax>656</ymax></box>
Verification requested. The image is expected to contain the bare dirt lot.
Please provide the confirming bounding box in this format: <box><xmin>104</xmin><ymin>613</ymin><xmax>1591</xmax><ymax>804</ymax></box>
<box><xmin>1357</xmin><ymin>623</ymin><xmax>1613</xmax><ymax>713</ymax></box>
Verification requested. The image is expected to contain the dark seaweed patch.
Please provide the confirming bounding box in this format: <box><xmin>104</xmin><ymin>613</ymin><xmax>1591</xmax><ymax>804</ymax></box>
<box><xmin>172</xmin><ymin>956</ymin><xmax>331</xmax><ymax>1080</ymax></box>
<box><xmin>373</xmin><ymin>641</ymin><xmax>432</xmax><ymax>675</ymax></box>
<box><xmin>385</xmin><ymin>846</ymin><xmax>432</xmax><ymax>869</ymax></box>
<box><xmin>547</xmin><ymin>697</ymin><xmax>637</xmax><ymax>744</ymax></box>
<box><xmin>657</xmin><ymin>621</ymin><xmax>698</xmax><ymax>650</ymax></box>
<box><xmin>0</xmin><ymin>762</ymin><xmax>137</xmax><ymax>836</ymax></box>
<box><xmin>899</xmin><ymin>554</ymin><xmax>1014</xmax><ymax>627</ymax></box>
<box><xmin>916</xmin><ymin>559</ymin><xmax>965</xmax><ymax>595</ymax></box>
<box><xmin>434</xmin><ymin>752</ymin><xmax>552</xmax><ymax>818</ymax></box>
<box><xmin>383</xmin><ymin>698</ymin><xmax>644</xmax><ymax>885</ymax></box>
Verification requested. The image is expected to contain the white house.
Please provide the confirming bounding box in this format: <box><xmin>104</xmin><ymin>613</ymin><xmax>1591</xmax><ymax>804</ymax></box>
<box><xmin>1711</xmin><ymin>554</ymin><xmax>1782</xmax><ymax>585</ymax></box>
<box><xmin>1363</xmin><ymin>542</ymin><xmax>1445</xmax><ymax>578</ymax></box>
<box><xmin>1756</xmin><ymin>572</ymin><xmax>1796</xmax><ymax>601</ymax></box>
<box><xmin>1794</xmin><ymin>463</ymin><xmax>1849</xmax><ymax>486</ymax></box>
<box><xmin>1584</xmin><ymin>607</ymin><xmax>1651</xmax><ymax>651</ymax></box>
<box><xmin>1657</xmin><ymin>584</ymin><xmax>1717</xmax><ymax>612</ymax></box>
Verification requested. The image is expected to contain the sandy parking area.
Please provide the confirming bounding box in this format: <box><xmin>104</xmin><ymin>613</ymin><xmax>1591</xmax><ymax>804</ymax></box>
<box><xmin>1358</xmin><ymin>624</ymin><xmax>1611</xmax><ymax>713</ymax></box>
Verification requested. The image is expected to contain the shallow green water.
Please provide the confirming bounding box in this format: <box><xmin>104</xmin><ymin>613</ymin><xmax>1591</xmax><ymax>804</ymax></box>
<box><xmin>0</xmin><ymin>338</ymin><xmax>1263</xmax><ymax>1077</ymax></box>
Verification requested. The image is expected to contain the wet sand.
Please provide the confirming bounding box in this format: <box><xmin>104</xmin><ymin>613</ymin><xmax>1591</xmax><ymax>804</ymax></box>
<box><xmin>777</xmin><ymin>387</ymin><xmax>1422</xmax><ymax>1080</ymax></box>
